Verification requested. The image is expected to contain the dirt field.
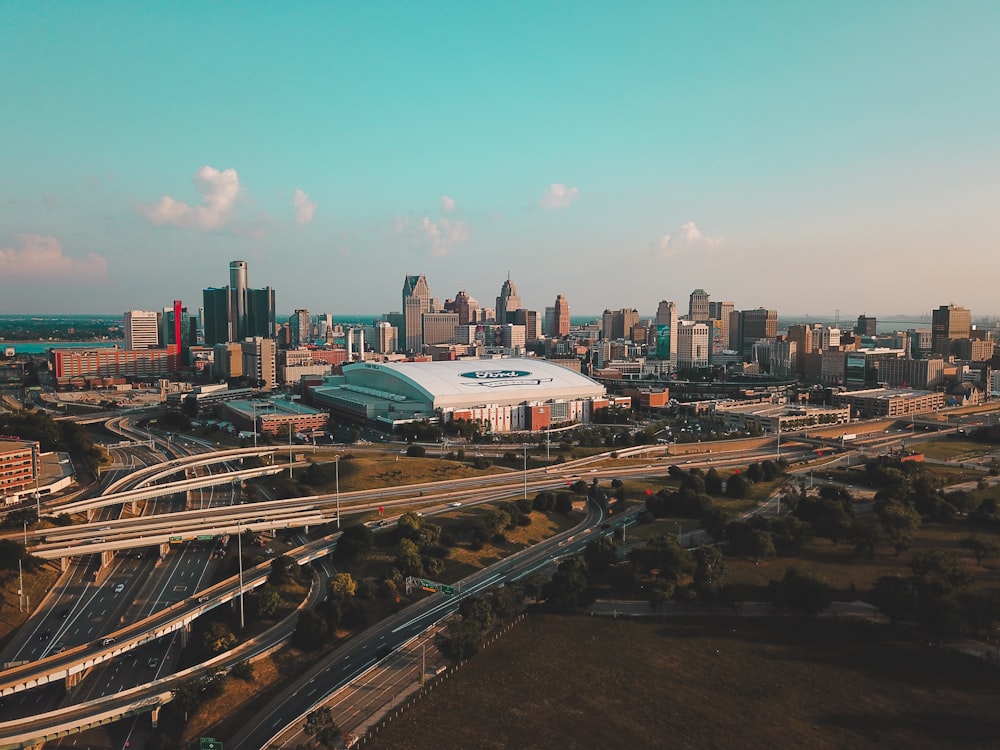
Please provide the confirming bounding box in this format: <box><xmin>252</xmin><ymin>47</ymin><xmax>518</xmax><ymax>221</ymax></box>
<box><xmin>365</xmin><ymin>613</ymin><xmax>1000</xmax><ymax>750</ymax></box>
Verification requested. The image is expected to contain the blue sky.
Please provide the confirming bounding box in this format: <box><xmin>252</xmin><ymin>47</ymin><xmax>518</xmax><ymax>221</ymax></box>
<box><xmin>2</xmin><ymin>1</ymin><xmax>999</xmax><ymax>319</ymax></box>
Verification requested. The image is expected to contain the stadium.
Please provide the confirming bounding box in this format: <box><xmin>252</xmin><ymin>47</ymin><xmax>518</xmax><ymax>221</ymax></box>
<box><xmin>308</xmin><ymin>358</ymin><xmax>630</xmax><ymax>434</ymax></box>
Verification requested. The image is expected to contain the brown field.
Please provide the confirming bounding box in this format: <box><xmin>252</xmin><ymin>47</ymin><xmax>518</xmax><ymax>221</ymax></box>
<box><xmin>920</xmin><ymin>438</ymin><xmax>999</xmax><ymax>462</ymax></box>
<box><xmin>365</xmin><ymin>613</ymin><xmax>1000</xmax><ymax>750</ymax></box>
<box><xmin>0</xmin><ymin>562</ymin><xmax>60</xmax><ymax>649</ymax></box>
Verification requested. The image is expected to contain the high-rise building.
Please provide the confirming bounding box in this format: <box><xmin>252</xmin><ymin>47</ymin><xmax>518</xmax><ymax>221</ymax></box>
<box><xmin>124</xmin><ymin>310</ymin><xmax>160</xmax><ymax>350</ymax></box>
<box><xmin>496</xmin><ymin>275</ymin><xmax>522</xmax><ymax>324</ymax></box>
<box><xmin>688</xmin><ymin>289</ymin><xmax>710</xmax><ymax>322</ymax></box>
<box><xmin>422</xmin><ymin>312</ymin><xmax>460</xmax><ymax>346</ymax></box>
<box><xmin>444</xmin><ymin>290</ymin><xmax>481</xmax><ymax>326</ymax></box>
<box><xmin>552</xmin><ymin>294</ymin><xmax>570</xmax><ymax>337</ymax></box>
<box><xmin>514</xmin><ymin>309</ymin><xmax>541</xmax><ymax>342</ymax></box>
<box><xmin>601</xmin><ymin>308</ymin><xmax>639</xmax><ymax>340</ymax></box>
<box><xmin>229</xmin><ymin>260</ymin><xmax>248</xmax><ymax>340</ymax></box>
<box><xmin>241</xmin><ymin>337</ymin><xmax>276</xmax><ymax>390</ymax></box>
<box><xmin>677</xmin><ymin>321</ymin><xmax>710</xmax><ymax>369</ymax></box>
<box><xmin>289</xmin><ymin>309</ymin><xmax>311</xmax><ymax>348</ymax></box>
<box><xmin>203</xmin><ymin>261</ymin><xmax>276</xmax><ymax>345</ymax></box>
<box><xmin>931</xmin><ymin>304</ymin><xmax>971</xmax><ymax>357</ymax></box>
<box><xmin>402</xmin><ymin>275</ymin><xmax>431</xmax><ymax>352</ymax></box>
<box><xmin>202</xmin><ymin>287</ymin><xmax>230</xmax><ymax>347</ymax></box>
<box><xmin>855</xmin><ymin>314</ymin><xmax>877</xmax><ymax>336</ymax></box>
<box><xmin>160</xmin><ymin>301</ymin><xmax>193</xmax><ymax>362</ymax></box>
<box><xmin>734</xmin><ymin>308</ymin><xmax>778</xmax><ymax>356</ymax></box>
<box><xmin>654</xmin><ymin>300</ymin><xmax>678</xmax><ymax>365</ymax></box>
<box><xmin>708</xmin><ymin>301</ymin><xmax>734</xmax><ymax>347</ymax></box>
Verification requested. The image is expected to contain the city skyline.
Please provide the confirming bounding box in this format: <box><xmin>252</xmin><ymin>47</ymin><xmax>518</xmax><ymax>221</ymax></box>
<box><xmin>2</xmin><ymin>3</ymin><xmax>999</xmax><ymax>317</ymax></box>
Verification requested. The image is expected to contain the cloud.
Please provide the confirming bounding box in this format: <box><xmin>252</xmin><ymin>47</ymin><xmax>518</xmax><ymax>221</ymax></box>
<box><xmin>418</xmin><ymin>217</ymin><xmax>469</xmax><ymax>256</ymax></box>
<box><xmin>652</xmin><ymin>221</ymin><xmax>722</xmax><ymax>257</ymax></box>
<box><xmin>293</xmin><ymin>188</ymin><xmax>316</xmax><ymax>226</ymax></box>
<box><xmin>391</xmin><ymin>215</ymin><xmax>410</xmax><ymax>234</ymax></box>
<box><xmin>540</xmin><ymin>183</ymin><xmax>580</xmax><ymax>209</ymax></box>
<box><xmin>440</xmin><ymin>195</ymin><xmax>456</xmax><ymax>213</ymax></box>
<box><xmin>0</xmin><ymin>235</ymin><xmax>107</xmax><ymax>281</ymax></box>
<box><xmin>141</xmin><ymin>166</ymin><xmax>241</xmax><ymax>230</ymax></box>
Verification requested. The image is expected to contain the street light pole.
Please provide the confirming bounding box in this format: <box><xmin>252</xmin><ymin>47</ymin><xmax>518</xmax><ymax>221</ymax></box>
<box><xmin>335</xmin><ymin>456</ymin><xmax>341</xmax><ymax>529</ymax></box>
<box><xmin>523</xmin><ymin>443</ymin><xmax>527</xmax><ymax>501</ymax></box>
<box><xmin>237</xmin><ymin>523</ymin><xmax>245</xmax><ymax>629</ymax></box>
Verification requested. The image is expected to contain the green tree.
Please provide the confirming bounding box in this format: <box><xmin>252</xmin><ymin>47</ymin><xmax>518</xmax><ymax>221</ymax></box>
<box><xmin>769</xmin><ymin>567</ymin><xmax>833</xmax><ymax>616</ymax></box>
<box><xmin>268</xmin><ymin>554</ymin><xmax>300</xmax><ymax>585</ymax></box>
<box><xmin>960</xmin><ymin>534</ymin><xmax>1000</xmax><ymax>566</ymax></box>
<box><xmin>329</xmin><ymin>572</ymin><xmax>357</xmax><ymax>599</ymax></box>
<box><xmin>255</xmin><ymin>584</ymin><xmax>284</xmax><ymax>618</ymax></box>
<box><xmin>294</xmin><ymin>610</ymin><xmax>329</xmax><ymax>650</ymax></box>
<box><xmin>303</xmin><ymin>706</ymin><xmax>342</xmax><ymax>749</ymax></box>
<box><xmin>334</xmin><ymin>522</ymin><xmax>373</xmax><ymax>561</ymax></box>
<box><xmin>396</xmin><ymin>538</ymin><xmax>424</xmax><ymax>577</ymax></box>
<box><xmin>542</xmin><ymin>557</ymin><xmax>594</xmax><ymax>608</ymax></box>
<box><xmin>872</xmin><ymin>575</ymin><xmax>918</xmax><ymax>624</ymax></box>
<box><xmin>692</xmin><ymin>545</ymin><xmax>726</xmax><ymax>598</ymax></box>
<box><xmin>203</xmin><ymin>621</ymin><xmax>237</xmax><ymax>653</ymax></box>
<box><xmin>876</xmin><ymin>500</ymin><xmax>922</xmax><ymax>555</ymax></box>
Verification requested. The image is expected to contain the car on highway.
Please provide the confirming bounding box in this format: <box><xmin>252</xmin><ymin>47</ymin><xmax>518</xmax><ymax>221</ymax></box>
<box><xmin>113</xmin><ymin>583</ymin><xmax>125</xmax><ymax>593</ymax></box>
<box><xmin>101</xmin><ymin>637</ymin><xmax>116</xmax><ymax>646</ymax></box>
<box><xmin>38</xmin><ymin>629</ymin><xmax>52</xmax><ymax>641</ymax></box>
<box><xmin>449</xmin><ymin>502</ymin><xmax>462</xmax><ymax>507</ymax></box>
<box><xmin>147</xmin><ymin>656</ymin><xmax>160</xmax><ymax>669</ymax></box>
<box><xmin>51</xmin><ymin>642</ymin><xmax>66</xmax><ymax>654</ymax></box>
<box><xmin>59</xmin><ymin>607</ymin><xmax>70</xmax><ymax>619</ymax></box>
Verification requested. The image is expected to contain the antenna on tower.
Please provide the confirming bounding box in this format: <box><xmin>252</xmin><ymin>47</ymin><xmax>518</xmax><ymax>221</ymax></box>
<box><xmin>834</xmin><ymin>308</ymin><xmax>840</xmax><ymax>326</ymax></box>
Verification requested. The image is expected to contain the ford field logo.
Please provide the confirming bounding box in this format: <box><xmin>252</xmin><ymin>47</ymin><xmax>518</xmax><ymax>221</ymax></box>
<box><xmin>459</xmin><ymin>370</ymin><xmax>552</xmax><ymax>388</ymax></box>
<box><xmin>461</xmin><ymin>370</ymin><xmax>531</xmax><ymax>380</ymax></box>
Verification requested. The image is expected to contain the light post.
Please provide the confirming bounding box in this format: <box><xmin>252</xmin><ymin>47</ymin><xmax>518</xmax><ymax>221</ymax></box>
<box><xmin>18</xmin><ymin>558</ymin><xmax>24</xmax><ymax>612</ymax></box>
<box><xmin>288</xmin><ymin>422</ymin><xmax>293</xmax><ymax>478</ymax></box>
<box><xmin>23</xmin><ymin>520</ymin><xmax>27</xmax><ymax>547</ymax></box>
<box><xmin>252</xmin><ymin>401</ymin><xmax>258</xmax><ymax>448</ymax></box>
<box><xmin>523</xmin><ymin>443</ymin><xmax>528</xmax><ymax>501</ymax></box>
<box><xmin>237</xmin><ymin>522</ymin><xmax>245</xmax><ymax>629</ymax></box>
<box><xmin>335</xmin><ymin>456</ymin><xmax>341</xmax><ymax>529</ymax></box>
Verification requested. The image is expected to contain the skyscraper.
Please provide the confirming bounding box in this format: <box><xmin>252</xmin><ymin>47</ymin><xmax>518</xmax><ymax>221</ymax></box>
<box><xmin>553</xmin><ymin>294</ymin><xmax>570</xmax><ymax>337</ymax></box>
<box><xmin>289</xmin><ymin>309</ymin><xmax>311</xmax><ymax>348</ymax></box>
<box><xmin>496</xmin><ymin>274</ymin><xmax>522</xmax><ymax>324</ymax></box>
<box><xmin>735</xmin><ymin>308</ymin><xmax>778</xmax><ymax>356</ymax></box>
<box><xmin>229</xmin><ymin>260</ymin><xmax>248</xmax><ymax>340</ymax></box>
<box><xmin>124</xmin><ymin>310</ymin><xmax>159</xmax><ymax>350</ymax></box>
<box><xmin>203</xmin><ymin>261</ymin><xmax>276</xmax><ymax>345</ymax></box>
<box><xmin>931</xmin><ymin>304</ymin><xmax>971</xmax><ymax>357</ymax></box>
<box><xmin>708</xmin><ymin>300</ymin><xmax>734</xmax><ymax>348</ymax></box>
<box><xmin>688</xmin><ymin>289</ymin><xmax>710</xmax><ymax>322</ymax></box>
<box><xmin>654</xmin><ymin>300</ymin><xmax>678</xmax><ymax>365</ymax></box>
<box><xmin>402</xmin><ymin>275</ymin><xmax>431</xmax><ymax>352</ymax></box>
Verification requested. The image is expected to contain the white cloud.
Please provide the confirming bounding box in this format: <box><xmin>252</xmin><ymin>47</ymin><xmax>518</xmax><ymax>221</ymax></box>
<box><xmin>293</xmin><ymin>188</ymin><xmax>316</xmax><ymax>226</ymax></box>
<box><xmin>440</xmin><ymin>195</ymin><xmax>456</xmax><ymax>213</ymax></box>
<box><xmin>391</xmin><ymin>215</ymin><xmax>410</xmax><ymax>234</ymax></box>
<box><xmin>0</xmin><ymin>235</ymin><xmax>107</xmax><ymax>281</ymax></box>
<box><xmin>141</xmin><ymin>166</ymin><xmax>241</xmax><ymax>230</ymax></box>
<box><xmin>652</xmin><ymin>221</ymin><xmax>722</xmax><ymax>257</ymax></box>
<box><xmin>540</xmin><ymin>183</ymin><xmax>580</xmax><ymax>209</ymax></box>
<box><xmin>418</xmin><ymin>217</ymin><xmax>469</xmax><ymax>256</ymax></box>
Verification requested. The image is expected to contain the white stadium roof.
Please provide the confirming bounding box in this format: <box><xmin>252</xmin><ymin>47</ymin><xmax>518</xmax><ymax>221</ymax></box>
<box><xmin>342</xmin><ymin>358</ymin><xmax>605</xmax><ymax>410</ymax></box>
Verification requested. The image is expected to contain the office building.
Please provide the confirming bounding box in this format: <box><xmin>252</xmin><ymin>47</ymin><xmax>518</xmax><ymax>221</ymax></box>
<box><xmin>855</xmin><ymin>315</ymin><xmax>877</xmax><ymax>336</ymax></box>
<box><xmin>495</xmin><ymin>275</ymin><xmax>522</xmax><ymax>324</ymax></box>
<box><xmin>602</xmin><ymin>308</ymin><xmax>639</xmax><ymax>341</ymax></box>
<box><xmin>203</xmin><ymin>260</ymin><xmax>276</xmax><ymax>345</ymax></box>
<box><xmin>124</xmin><ymin>310</ymin><xmax>160</xmax><ymax>350</ymax></box>
<box><xmin>734</xmin><ymin>308</ymin><xmax>778</xmax><ymax>356</ymax></box>
<box><xmin>931</xmin><ymin>304</ymin><xmax>971</xmax><ymax>357</ymax></box>
<box><xmin>422</xmin><ymin>312</ymin><xmax>460</xmax><ymax>346</ymax></box>
<box><xmin>289</xmin><ymin>309</ymin><xmax>311</xmax><ymax>348</ymax></box>
<box><xmin>708</xmin><ymin>301</ymin><xmax>734</xmax><ymax>346</ymax></box>
<box><xmin>677</xmin><ymin>321</ymin><xmax>710</xmax><ymax>369</ymax></box>
<box><xmin>241</xmin><ymin>337</ymin><xmax>277</xmax><ymax>390</ymax></box>
<box><xmin>0</xmin><ymin>439</ymin><xmax>39</xmax><ymax>504</ymax></box>
<box><xmin>688</xmin><ymin>289</ymin><xmax>710</xmax><ymax>322</ymax></box>
<box><xmin>402</xmin><ymin>275</ymin><xmax>432</xmax><ymax>352</ymax></box>
<box><xmin>654</xmin><ymin>300</ymin><xmax>678</xmax><ymax>365</ymax></box>
<box><xmin>545</xmin><ymin>294</ymin><xmax>571</xmax><ymax>338</ymax></box>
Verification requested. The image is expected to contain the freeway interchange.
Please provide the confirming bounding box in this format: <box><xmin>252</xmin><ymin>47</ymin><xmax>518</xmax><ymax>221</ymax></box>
<box><xmin>0</xmin><ymin>416</ymin><xmax>959</xmax><ymax>748</ymax></box>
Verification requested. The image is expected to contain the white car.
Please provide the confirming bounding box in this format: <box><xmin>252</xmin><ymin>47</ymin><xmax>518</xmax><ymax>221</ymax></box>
<box><xmin>113</xmin><ymin>583</ymin><xmax>125</xmax><ymax>594</ymax></box>
<box><xmin>449</xmin><ymin>502</ymin><xmax>462</xmax><ymax>508</ymax></box>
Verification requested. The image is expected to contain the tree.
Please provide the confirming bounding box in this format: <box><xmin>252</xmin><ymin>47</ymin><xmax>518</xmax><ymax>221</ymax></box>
<box><xmin>704</xmin><ymin>467</ymin><xmax>723</xmax><ymax>495</ymax></box>
<box><xmin>294</xmin><ymin>610</ymin><xmax>329</xmax><ymax>650</ymax></box>
<box><xmin>231</xmin><ymin>660</ymin><xmax>255</xmax><ymax>681</ymax></box>
<box><xmin>555</xmin><ymin>493</ymin><xmax>575</xmax><ymax>514</ymax></box>
<box><xmin>203</xmin><ymin>621</ymin><xmax>237</xmax><ymax>653</ymax></box>
<box><xmin>960</xmin><ymin>534</ymin><xmax>1000</xmax><ymax>566</ymax></box>
<box><xmin>692</xmin><ymin>545</ymin><xmax>726</xmax><ymax>598</ymax></box>
<box><xmin>255</xmin><ymin>584</ymin><xmax>284</xmax><ymax>619</ymax></box>
<box><xmin>583</xmin><ymin>535</ymin><xmax>618</xmax><ymax>582</ymax></box>
<box><xmin>334</xmin><ymin>523</ymin><xmax>373</xmax><ymax>562</ymax></box>
<box><xmin>396</xmin><ymin>538</ymin><xmax>424</xmax><ymax>577</ymax></box>
<box><xmin>769</xmin><ymin>567</ymin><xmax>833</xmax><ymax>616</ymax></box>
<box><xmin>876</xmin><ymin>500</ymin><xmax>921</xmax><ymax>555</ymax></box>
<box><xmin>303</xmin><ymin>706</ymin><xmax>342</xmax><ymax>749</ymax></box>
<box><xmin>725</xmin><ymin>473</ymin><xmax>748</xmax><ymax>498</ymax></box>
<box><xmin>872</xmin><ymin>575</ymin><xmax>918</xmax><ymax>624</ymax></box>
<box><xmin>542</xmin><ymin>557</ymin><xmax>593</xmax><ymax>608</ymax></box>
<box><xmin>328</xmin><ymin>572</ymin><xmax>357</xmax><ymax>600</ymax></box>
<box><xmin>406</xmin><ymin>444</ymin><xmax>426</xmax><ymax>458</ymax></box>
<box><xmin>269</xmin><ymin>554</ymin><xmax>300</xmax><ymax>585</ymax></box>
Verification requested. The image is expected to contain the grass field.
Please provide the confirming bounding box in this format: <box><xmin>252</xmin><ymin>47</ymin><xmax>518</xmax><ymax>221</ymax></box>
<box><xmin>366</xmin><ymin>613</ymin><xmax>1000</xmax><ymax>750</ymax></box>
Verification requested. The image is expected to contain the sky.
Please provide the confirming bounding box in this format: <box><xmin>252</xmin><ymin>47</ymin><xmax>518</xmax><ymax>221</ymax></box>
<box><xmin>2</xmin><ymin>1</ymin><xmax>999</xmax><ymax>320</ymax></box>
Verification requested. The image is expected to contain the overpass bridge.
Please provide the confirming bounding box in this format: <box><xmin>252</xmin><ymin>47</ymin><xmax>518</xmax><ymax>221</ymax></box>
<box><xmin>52</xmin><ymin>461</ymin><xmax>291</xmax><ymax>518</ymax></box>
<box><xmin>0</xmin><ymin>532</ymin><xmax>337</xmax><ymax>699</ymax></box>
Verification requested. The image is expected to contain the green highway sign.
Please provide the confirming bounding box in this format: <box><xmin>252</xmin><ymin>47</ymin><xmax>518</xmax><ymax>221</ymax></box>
<box><xmin>196</xmin><ymin>534</ymin><xmax>213</xmax><ymax>541</ymax></box>
<box><xmin>440</xmin><ymin>585</ymin><xmax>456</xmax><ymax>595</ymax></box>
<box><xmin>200</xmin><ymin>739</ymin><xmax>222</xmax><ymax>750</ymax></box>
